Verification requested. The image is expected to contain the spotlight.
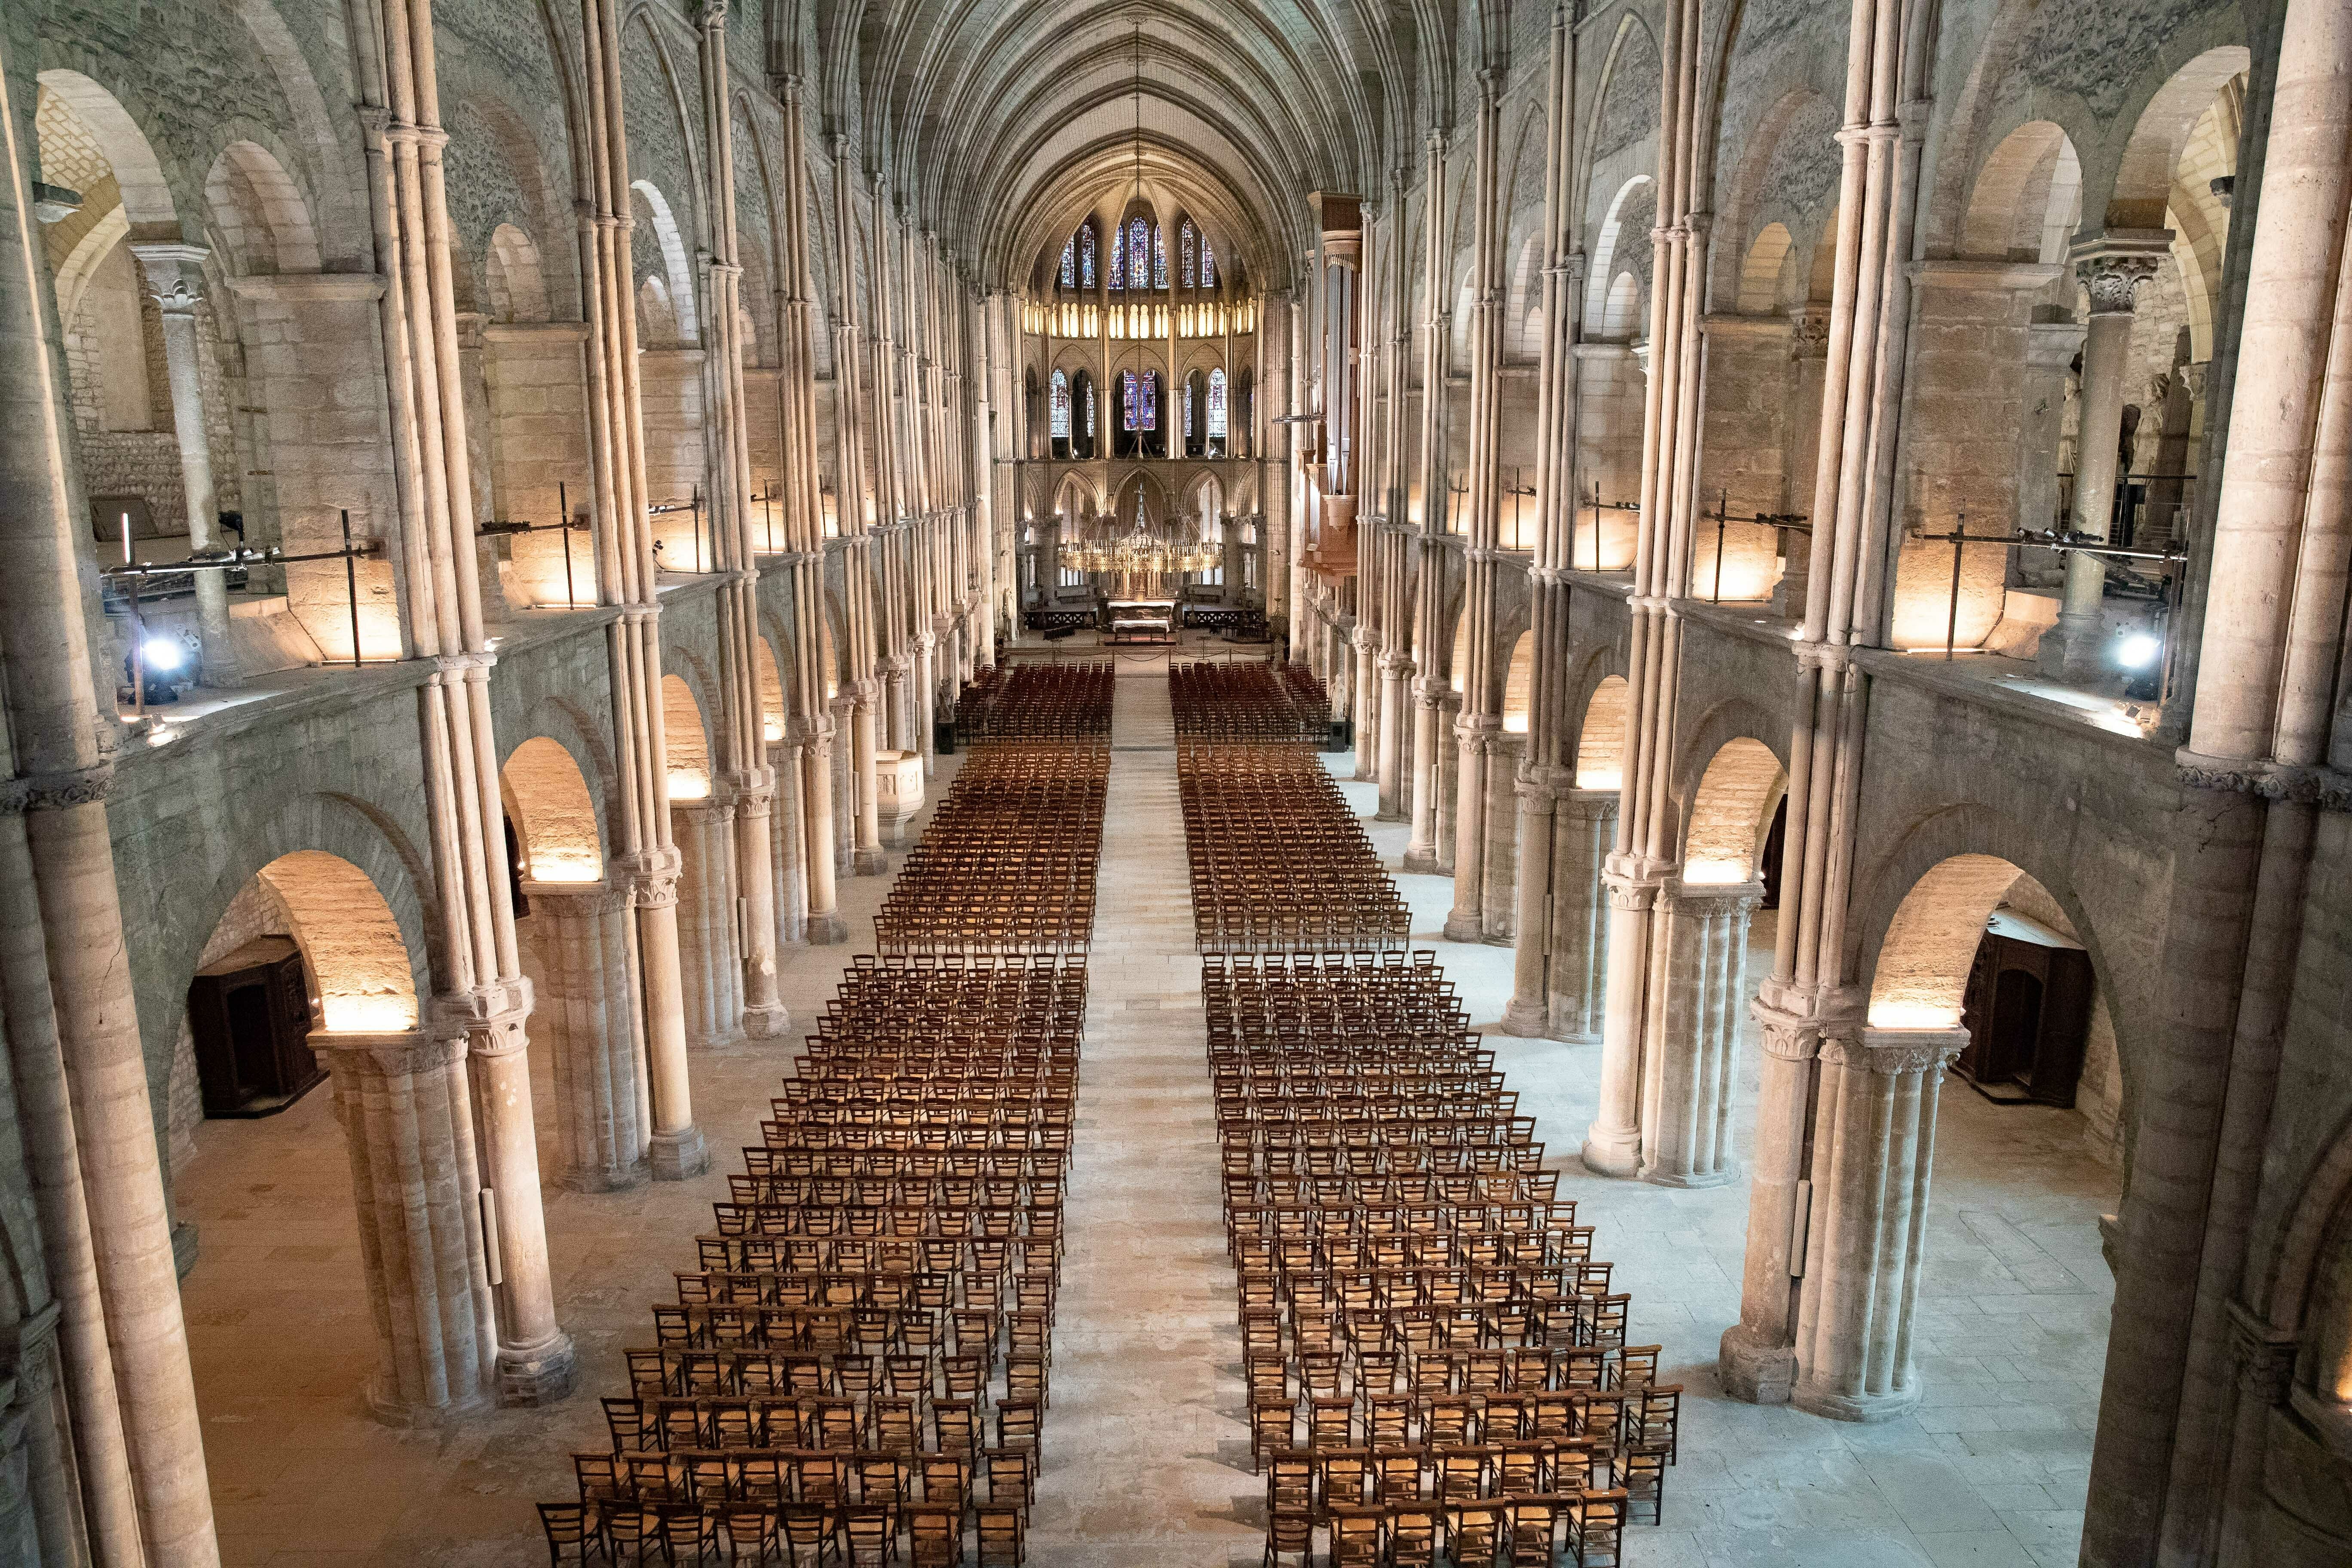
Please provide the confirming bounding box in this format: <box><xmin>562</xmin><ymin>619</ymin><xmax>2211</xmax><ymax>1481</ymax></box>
<box><xmin>2115</xmin><ymin>634</ymin><xmax>2159</xmax><ymax>670</ymax></box>
<box><xmin>2117</xmin><ymin>631</ymin><xmax>2163</xmax><ymax>701</ymax></box>
<box><xmin>142</xmin><ymin>635</ymin><xmax>185</xmax><ymax>672</ymax></box>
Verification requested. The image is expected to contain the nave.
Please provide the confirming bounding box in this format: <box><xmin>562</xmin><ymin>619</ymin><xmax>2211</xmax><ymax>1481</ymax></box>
<box><xmin>156</xmin><ymin>655</ymin><xmax>2124</xmax><ymax>1565</ymax></box>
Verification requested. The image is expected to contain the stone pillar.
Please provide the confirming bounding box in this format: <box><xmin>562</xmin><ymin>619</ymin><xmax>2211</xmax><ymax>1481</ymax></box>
<box><xmin>1637</xmin><ymin>879</ymin><xmax>1760</xmax><ymax>1186</ymax></box>
<box><xmin>452</xmin><ymin>989</ymin><xmax>573</xmax><ymax>1403</ymax></box>
<box><xmin>629</xmin><ymin>853</ymin><xmax>708</xmax><ymax>1179</ymax></box>
<box><xmin>2018</xmin><ymin>317</ymin><xmax>2084</xmax><ymax>544</ymax></box>
<box><xmin>1403</xmin><ymin>677</ymin><xmax>1447</xmax><ymax>873</ymax></box>
<box><xmin>1771</xmin><ymin>306</ymin><xmax>1832</xmax><ymax>618</ymax></box>
<box><xmin>1547</xmin><ymin>790</ymin><xmax>1617</xmax><ymax>1041</ymax></box>
<box><xmin>1434</xmin><ymin>688</ymin><xmax>1462</xmax><ymax>874</ymax></box>
<box><xmin>1583</xmin><ymin>866</ymin><xmax>1657</xmax><ymax>1176</ymax></box>
<box><xmin>1479</xmin><ymin>731</ymin><xmax>1522</xmax><ymax>940</ymax></box>
<box><xmin>1351</xmin><ymin>625</ymin><xmax>1378</xmax><ymax>776</ymax></box>
<box><xmin>673</xmin><ymin>798</ymin><xmax>741</xmax><ymax>1046</ymax></box>
<box><xmin>453</xmin><ymin>312</ymin><xmax>508</xmax><ymax>624</ymax></box>
<box><xmin>798</xmin><ymin>721</ymin><xmax>848</xmax><ymax>940</ymax></box>
<box><xmin>1502</xmin><ymin>766</ymin><xmax>1561</xmax><ymax>1034</ymax></box>
<box><xmin>1376</xmin><ymin>650</ymin><xmax>1413</xmax><ymax>820</ymax></box>
<box><xmin>769</xmin><ymin>738</ymin><xmax>808</xmax><ymax>945</ymax></box>
<box><xmin>522</xmin><ymin>882</ymin><xmax>647</xmax><ymax>1191</ymax></box>
<box><xmin>728</xmin><ymin>779</ymin><xmax>785</xmax><ymax>1037</ymax></box>
<box><xmin>2040</xmin><ymin>238</ymin><xmax>2164</xmax><ymax>680</ymax></box>
<box><xmin>130</xmin><ymin>243</ymin><xmax>239</xmax><ymax>686</ymax></box>
<box><xmin>1445</xmin><ymin>715</ymin><xmax>1498</xmax><ymax>941</ymax></box>
<box><xmin>850</xmin><ymin>682</ymin><xmax>886</xmax><ymax>875</ymax></box>
<box><xmin>1791</xmin><ymin>1027</ymin><xmax>1968</xmax><ymax>1421</ymax></box>
<box><xmin>1721</xmin><ymin>982</ymin><xmax>1842</xmax><ymax>1404</ymax></box>
<box><xmin>309</xmin><ymin>1031</ymin><xmax>499</xmax><ymax>1425</ymax></box>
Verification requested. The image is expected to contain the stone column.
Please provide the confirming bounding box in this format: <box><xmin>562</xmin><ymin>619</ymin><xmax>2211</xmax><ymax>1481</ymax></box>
<box><xmin>673</xmin><ymin>797</ymin><xmax>741</xmax><ymax>1046</ymax></box>
<box><xmin>1547</xmin><ymin>789</ymin><xmax>1617</xmax><ymax>1041</ymax></box>
<box><xmin>849</xmin><ymin>679</ymin><xmax>886</xmax><ymax>874</ymax></box>
<box><xmin>1771</xmin><ymin>306</ymin><xmax>1832</xmax><ymax>618</ymax></box>
<box><xmin>1791</xmin><ymin>1027</ymin><xmax>1968</xmax><ymax>1421</ymax></box>
<box><xmin>453</xmin><ymin>312</ymin><xmax>507</xmax><ymax>624</ymax></box>
<box><xmin>309</xmin><ymin>1031</ymin><xmax>498</xmax><ymax>1425</ymax></box>
<box><xmin>1721</xmin><ymin>983</ymin><xmax>1842</xmax><ymax>1404</ymax></box>
<box><xmin>1376</xmin><ymin>648</ymin><xmax>1413</xmax><ymax>820</ymax></box>
<box><xmin>1502</xmin><ymin>766</ymin><xmax>1561</xmax><ymax>1033</ymax></box>
<box><xmin>1351</xmin><ymin>625</ymin><xmax>1378</xmax><ymax>777</ymax></box>
<box><xmin>1435</xmin><ymin>688</ymin><xmax>1463</xmax><ymax>873</ymax></box>
<box><xmin>522</xmin><ymin>882</ymin><xmax>647</xmax><ymax>1192</ymax></box>
<box><xmin>129</xmin><ymin>243</ymin><xmax>239</xmax><ymax>686</ymax></box>
<box><xmin>2018</xmin><ymin>316</ymin><xmax>2084</xmax><ymax>545</ymax></box>
<box><xmin>1403</xmin><ymin>676</ymin><xmax>1447</xmax><ymax>873</ymax></box>
<box><xmin>1479</xmin><ymin>731</ymin><xmax>1522</xmax><ymax>940</ymax></box>
<box><xmin>1446</xmin><ymin>714</ymin><xmax>1498</xmax><ymax>941</ymax></box>
<box><xmin>798</xmin><ymin>720</ymin><xmax>847</xmax><ymax>940</ymax></box>
<box><xmin>1636</xmin><ymin>879</ymin><xmax>1761</xmax><ymax>1186</ymax></box>
<box><xmin>453</xmin><ymin>989</ymin><xmax>572</xmax><ymax>1403</ymax></box>
<box><xmin>1583</xmin><ymin>867</ymin><xmax>1657</xmax><ymax>1175</ymax></box>
<box><xmin>2</xmin><ymin>55</ymin><xmax>215</xmax><ymax>1556</ymax></box>
<box><xmin>2040</xmin><ymin>238</ymin><xmax>2165</xmax><ymax>680</ymax></box>
<box><xmin>627</xmin><ymin>852</ymin><xmax>707</xmax><ymax>1178</ymax></box>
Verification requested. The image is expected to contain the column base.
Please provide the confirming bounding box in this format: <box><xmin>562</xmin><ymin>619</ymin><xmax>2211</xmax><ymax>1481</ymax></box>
<box><xmin>497</xmin><ymin>1331</ymin><xmax>579</xmax><ymax>1407</ymax></box>
<box><xmin>1793</xmin><ymin>1378</ymin><xmax>1922</xmax><ymax>1424</ymax></box>
<box><xmin>1719</xmin><ymin>1323</ymin><xmax>1796</xmax><ymax>1406</ymax></box>
<box><xmin>367</xmin><ymin>1379</ymin><xmax>496</xmax><ymax>1430</ymax></box>
<box><xmin>649</xmin><ymin>1125</ymin><xmax>710</xmax><ymax>1181</ymax></box>
<box><xmin>1374</xmin><ymin>808</ymin><xmax>1409</xmax><ymax>823</ymax></box>
<box><xmin>2035</xmin><ymin>610</ymin><xmax>2108</xmax><ymax>683</ymax></box>
<box><xmin>1581</xmin><ymin>1124</ymin><xmax>1642</xmax><ymax>1178</ymax></box>
<box><xmin>1401</xmin><ymin>850</ymin><xmax>1445</xmax><ymax>876</ymax></box>
<box><xmin>804</xmin><ymin>911</ymin><xmax>851</xmax><ymax>946</ymax></box>
<box><xmin>1499</xmin><ymin>998</ymin><xmax>1553</xmax><ymax>1038</ymax></box>
<box><xmin>1442</xmin><ymin>912</ymin><xmax>1485</xmax><ymax>943</ymax></box>
<box><xmin>741</xmin><ymin>1001</ymin><xmax>790</xmax><ymax>1040</ymax></box>
<box><xmin>560</xmin><ymin>1158</ymin><xmax>649</xmax><ymax>1194</ymax></box>
<box><xmin>879</xmin><ymin>815</ymin><xmax>916</xmax><ymax>848</ymax></box>
<box><xmin>1482</xmin><ymin>931</ymin><xmax>1514</xmax><ymax>948</ymax></box>
<box><xmin>1547</xmin><ymin>1001</ymin><xmax>1602</xmax><ymax>1045</ymax></box>
<box><xmin>1637</xmin><ymin>1162</ymin><xmax>1739</xmax><ymax>1190</ymax></box>
<box><xmin>852</xmin><ymin>846</ymin><xmax>888</xmax><ymax>876</ymax></box>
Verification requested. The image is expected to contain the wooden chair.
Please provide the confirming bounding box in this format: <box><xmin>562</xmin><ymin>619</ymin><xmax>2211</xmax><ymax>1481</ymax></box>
<box><xmin>972</xmin><ymin>1503</ymin><xmax>1025</xmax><ymax>1567</ymax></box>
<box><xmin>1329</xmin><ymin>1502</ymin><xmax>1386</xmax><ymax>1566</ymax></box>
<box><xmin>1504</xmin><ymin>1495</ymin><xmax>1562</xmax><ymax>1568</ymax></box>
<box><xmin>1389</xmin><ymin>1502</ymin><xmax>1442</xmax><ymax>1568</ymax></box>
<box><xmin>538</xmin><ymin>1501</ymin><xmax>606</xmax><ymax>1566</ymax></box>
<box><xmin>1614</xmin><ymin>1444</ymin><xmax>1666</xmax><ymax>1527</ymax></box>
<box><xmin>1263</xmin><ymin>1508</ymin><xmax>1314</xmax><ymax>1568</ymax></box>
<box><xmin>1568</xmin><ymin>1488</ymin><xmax>1628</xmax><ymax>1567</ymax></box>
<box><xmin>1444</xmin><ymin>1500</ymin><xmax>1506</xmax><ymax>1567</ymax></box>
<box><xmin>840</xmin><ymin>1505</ymin><xmax>895</xmax><ymax>1568</ymax></box>
<box><xmin>602</xmin><ymin>1504</ymin><xmax>665</xmax><ymax>1567</ymax></box>
<box><xmin>719</xmin><ymin>1506</ymin><xmax>781</xmax><ymax>1566</ymax></box>
<box><xmin>906</xmin><ymin>1503</ymin><xmax>963</xmax><ymax>1568</ymax></box>
<box><xmin>777</xmin><ymin>1503</ymin><xmax>837</xmax><ymax>1568</ymax></box>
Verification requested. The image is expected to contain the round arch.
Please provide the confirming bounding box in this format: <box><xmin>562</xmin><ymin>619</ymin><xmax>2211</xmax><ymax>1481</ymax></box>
<box><xmin>1680</xmin><ymin>738</ymin><xmax>1787</xmax><ymax>884</ymax></box>
<box><xmin>251</xmin><ymin>851</ymin><xmax>418</xmax><ymax>1033</ymax></box>
<box><xmin>500</xmin><ymin>736</ymin><xmax>604</xmax><ymax>883</ymax></box>
<box><xmin>1575</xmin><ymin>674</ymin><xmax>1630</xmax><ymax>789</ymax></box>
<box><xmin>661</xmin><ymin>671</ymin><xmax>712</xmax><ymax>799</ymax></box>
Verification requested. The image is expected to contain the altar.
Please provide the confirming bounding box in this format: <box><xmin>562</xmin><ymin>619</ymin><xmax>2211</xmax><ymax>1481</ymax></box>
<box><xmin>1105</xmin><ymin>598</ymin><xmax>1176</xmax><ymax>645</ymax></box>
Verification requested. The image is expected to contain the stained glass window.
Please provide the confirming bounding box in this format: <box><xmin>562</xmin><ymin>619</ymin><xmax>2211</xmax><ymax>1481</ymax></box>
<box><xmin>1079</xmin><ymin>224</ymin><xmax>1095</xmax><ymax>288</ymax></box>
<box><xmin>1152</xmin><ymin>223</ymin><xmax>1167</xmax><ymax>289</ymax></box>
<box><xmin>1121</xmin><ymin>371</ymin><xmax>1139</xmax><ymax>432</ymax></box>
<box><xmin>1084</xmin><ymin>383</ymin><xmax>1096</xmax><ymax>436</ymax></box>
<box><xmin>1108</xmin><ymin>224</ymin><xmax>1125</xmax><ymax>290</ymax></box>
<box><xmin>1059</xmin><ymin>239</ymin><xmax>1075</xmax><ymax>289</ymax></box>
<box><xmin>1050</xmin><ymin>370</ymin><xmax>1070</xmax><ymax>438</ymax></box>
<box><xmin>1200</xmin><ymin>235</ymin><xmax>1217</xmax><ymax>288</ymax></box>
<box><xmin>1142</xmin><ymin>370</ymin><xmax>1158</xmax><ymax>430</ymax></box>
<box><xmin>1183</xmin><ymin>380</ymin><xmax>1195</xmax><ymax>438</ymax></box>
<box><xmin>1208</xmin><ymin>368</ymin><xmax>1228</xmax><ymax>438</ymax></box>
<box><xmin>1180</xmin><ymin>222</ymin><xmax>1196</xmax><ymax>289</ymax></box>
<box><xmin>1128</xmin><ymin>219</ymin><xmax>1149</xmax><ymax>295</ymax></box>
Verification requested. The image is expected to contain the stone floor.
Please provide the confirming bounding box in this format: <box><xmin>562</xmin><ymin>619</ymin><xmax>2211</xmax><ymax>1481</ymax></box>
<box><xmin>170</xmin><ymin>655</ymin><xmax>2122</xmax><ymax>1566</ymax></box>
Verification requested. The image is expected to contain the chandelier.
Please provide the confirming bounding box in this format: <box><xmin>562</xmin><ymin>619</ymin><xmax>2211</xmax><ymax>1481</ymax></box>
<box><xmin>1057</xmin><ymin>514</ymin><xmax>1217</xmax><ymax>576</ymax></box>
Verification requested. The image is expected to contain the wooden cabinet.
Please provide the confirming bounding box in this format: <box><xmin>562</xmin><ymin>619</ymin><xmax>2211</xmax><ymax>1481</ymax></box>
<box><xmin>1955</xmin><ymin>911</ymin><xmax>2095</xmax><ymax>1108</ymax></box>
<box><xmin>187</xmin><ymin>936</ymin><xmax>325</xmax><ymax>1117</ymax></box>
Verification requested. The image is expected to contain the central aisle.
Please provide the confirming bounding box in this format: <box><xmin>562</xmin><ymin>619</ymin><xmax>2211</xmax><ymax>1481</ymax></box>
<box><xmin>1027</xmin><ymin>668</ymin><xmax>1256</xmax><ymax>1564</ymax></box>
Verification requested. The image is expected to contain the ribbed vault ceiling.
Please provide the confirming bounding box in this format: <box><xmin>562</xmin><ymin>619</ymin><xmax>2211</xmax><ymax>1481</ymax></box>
<box><xmin>811</xmin><ymin>0</ymin><xmax>1453</xmax><ymax>291</ymax></box>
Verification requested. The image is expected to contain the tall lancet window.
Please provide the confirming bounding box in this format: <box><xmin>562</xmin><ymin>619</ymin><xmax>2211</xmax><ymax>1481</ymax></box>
<box><xmin>1050</xmin><ymin>370</ymin><xmax>1071</xmax><ymax>438</ymax></box>
<box><xmin>1079</xmin><ymin>223</ymin><xmax>1096</xmax><ymax>288</ymax></box>
<box><xmin>1207</xmin><ymin>368</ymin><xmax>1228</xmax><ymax>440</ymax></box>
<box><xmin>1128</xmin><ymin>218</ymin><xmax>1149</xmax><ymax>295</ymax></box>
<box><xmin>1084</xmin><ymin>382</ymin><xmax>1096</xmax><ymax>437</ymax></box>
<box><xmin>1058</xmin><ymin>237</ymin><xmax>1075</xmax><ymax>289</ymax></box>
<box><xmin>1121</xmin><ymin>369</ymin><xmax>1140</xmax><ymax>432</ymax></box>
<box><xmin>1152</xmin><ymin>222</ymin><xmax>1168</xmax><ymax>289</ymax></box>
<box><xmin>1200</xmin><ymin>233</ymin><xmax>1217</xmax><ymax>288</ymax></box>
<box><xmin>1109</xmin><ymin>222</ymin><xmax>1126</xmax><ymax>289</ymax></box>
<box><xmin>1180</xmin><ymin>221</ymin><xmax>1196</xmax><ymax>289</ymax></box>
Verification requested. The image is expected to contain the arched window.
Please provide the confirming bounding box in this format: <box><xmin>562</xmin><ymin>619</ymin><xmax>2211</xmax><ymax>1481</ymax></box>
<box><xmin>1142</xmin><ymin>370</ymin><xmax>1158</xmax><ymax>431</ymax></box>
<box><xmin>1108</xmin><ymin>224</ymin><xmax>1125</xmax><ymax>290</ymax></box>
<box><xmin>1079</xmin><ymin>223</ymin><xmax>1096</xmax><ymax>288</ymax></box>
<box><xmin>1121</xmin><ymin>369</ymin><xmax>1140</xmax><ymax>432</ymax></box>
<box><xmin>1058</xmin><ymin>237</ymin><xmax>1075</xmax><ymax>289</ymax></box>
<box><xmin>1208</xmin><ymin>368</ymin><xmax>1228</xmax><ymax>441</ymax></box>
<box><xmin>1049</xmin><ymin>370</ymin><xmax>1071</xmax><ymax>438</ymax></box>
<box><xmin>1200</xmin><ymin>234</ymin><xmax>1218</xmax><ymax>289</ymax></box>
<box><xmin>1152</xmin><ymin>222</ymin><xmax>1168</xmax><ymax>289</ymax></box>
<box><xmin>1180</xmin><ymin>221</ymin><xmax>1196</xmax><ymax>289</ymax></box>
<box><xmin>1183</xmin><ymin>378</ymin><xmax>1195</xmax><ymax>439</ymax></box>
<box><xmin>1128</xmin><ymin>219</ymin><xmax>1149</xmax><ymax>295</ymax></box>
<box><xmin>1084</xmin><ymin>381</ymin><xmax>1096</xmax><ymax>438</ymax></box>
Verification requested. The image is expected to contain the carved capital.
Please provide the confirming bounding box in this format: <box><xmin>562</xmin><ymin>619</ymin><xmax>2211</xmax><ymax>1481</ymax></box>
<box><xmin>130</xmin><ymin>241</ymin><xmax>210</xmax><ymax>315</ymax></box>
<box><xmin>1789</xmin><ymin>305</ymin><xmax>1832</xmax><ymax>359</ymax></box>
<box><xmin>0</xmin><ymin>762</ymin><xmax>114</xmax><ymax>814</ymax></box>
<box><xmin>2075</xmin><ymin>253</ymin><xmax>2160</xmax><ymax>318</ymax></box>
<box><xmin>1822</xmin><ymin>1026</ymin><xmax>1969</xmax><ymax>1076</ymax></box>
<box><xmin>308</xmin><ymin>1030</ymin><xmax>468</xmax><ymax>1080</ymax></box>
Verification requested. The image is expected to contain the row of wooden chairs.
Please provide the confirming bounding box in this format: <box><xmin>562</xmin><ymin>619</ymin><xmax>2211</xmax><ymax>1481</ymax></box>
<box><xmin>1170</xmin><ymin>660</ymin><xmax>1328</xmax><ymax>741</ymax></box>
<box><xmin>1179</xmin><ymin>743</ymin><xmax>1411</xmax><ymax>951</ymax></box>
<box><xmin>539</xmin><ymin>1495</ymin><xmax>1027</xmax><ymax>1565</ymax></box>
<box><xmin>872</xmin><ymin>746</ymin><xmax>1107</xmax><ymax>954</ymax></box>
<box><xmin>957</xmin><ymin>662</ymin><xmax>1114</xmax><ymax>741</ymax></box>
